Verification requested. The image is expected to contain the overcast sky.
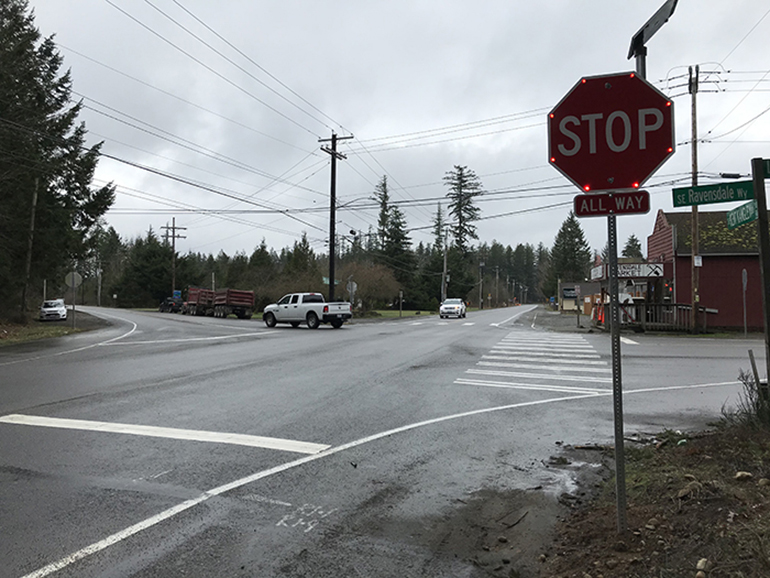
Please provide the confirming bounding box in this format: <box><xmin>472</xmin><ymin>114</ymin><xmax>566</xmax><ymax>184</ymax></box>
<box><xmin>28</xmin><ymin>0</ymin><xmax>770</xmax><ymax>259</ymax></box>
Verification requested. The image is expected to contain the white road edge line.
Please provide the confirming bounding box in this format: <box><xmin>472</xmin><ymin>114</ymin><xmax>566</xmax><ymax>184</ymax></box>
<box><xmin>0</xmin><ymin>415</ymin><xmax>329</xmax><ymax>455</ymax></box>
<box><xmin>0</xmin><ymin>314</ymin><xmax>138</xmax><ymax>368</ymax></box>
<box><xmin>18</xmin><ymin>379</ymin><xmax>741</xmax><ymax>578</ymax></box>
<box><xmin>102</xmin><ymin>332</ymin><xmax>277</xmax><ymax>345</ymax></box>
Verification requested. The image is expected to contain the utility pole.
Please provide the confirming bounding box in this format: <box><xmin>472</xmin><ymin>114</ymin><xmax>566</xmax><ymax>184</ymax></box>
<box><xmin>495</xmin><ymin>266</ymin><xmax>499</xmax><ymax>307</ymax></box>
<box><xmin>689</xmin><ymin>64</ymin><xmax>700</xmax><ymax>333</ymax></box>
<box><xmin>320</xmin><ymin>132</ymin><xmax>354</xmax><ymax>301</ymax></box>
<box><xmin>441</xmin><ymin>240</ymin><xmax>447</xmax><ymax>302</ymax></box>
<box><xmin>161</xmin><ymin>217</ymin><xmax>186</xmax><ymax>295</ymax></box>
<box><xmin>21</xmin><ymin>177</ymin><xmax>39</xmax><ymax>314</ymax></box>
<box><xmin>478</xmin><ymin>261</ymin><xmax>484</xmax><ymax>309</ymax></box>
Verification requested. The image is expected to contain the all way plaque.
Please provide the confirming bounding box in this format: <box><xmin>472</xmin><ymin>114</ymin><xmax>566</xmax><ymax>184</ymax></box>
<box><xmin>574</xmin><ymin>191</ymin><xmax>650</xmax><ymax>218</ymax></box>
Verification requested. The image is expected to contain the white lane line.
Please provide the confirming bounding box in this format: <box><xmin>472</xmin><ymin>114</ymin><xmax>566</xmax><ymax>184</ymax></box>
<box><xmin>482</xmin><ymin>355</ymin><xmax>607</xmax><ymax>366</ymax></box>
<box><xmin>19</xmin><ymin>390</ymin><xmax>601</xmax><ymax>578</ymax></box>
<box><xmin>621</xmin><ymin>336</ymin><xmax>639</xmax><ymax>345</ymax></box>
<box><xmin>463</xmin><ymin>322</ymin><xmax>475</xmax><ymax>326</ymax></box>
<box><xmin>0</xmin><ymin>314</ymin><xmax>138</xmax><ymax>368</ymax></box>
<box><xmin>477</xmin><ymin>360</ymin><xmax>611</xmax><ymax>374</ymax></box>
<box><xmin>454</xmin><ymin>378</ymin><xmax>606</xmax><ymax>395</ymax></box>
<box><xmin>468</xmin><ymin>369</ymin><xmax>612</xmax><ymax>383</ymax></box>
<box><xmin>491</xmin><ymin>307</ymin><xmax>538</xmax><ymax>328</ymax></box>
<box><xmin>0</xmin><ymin>415</ymin><xmax>329</xmax><ymax>455</ymax></box>
<box><xmin>490</xmin><ymin>349</ymin><xmax>601</xmax><ymax>359</ymax></box>
<box><xmin>103</xmin><ymin>332</ymin><xmax>277</xmax><ymax>345</ymax></box>
<box><xmin>19</xmin><ymin>378</ymin><xmax>742</xmax><ymax>578</ymax></box>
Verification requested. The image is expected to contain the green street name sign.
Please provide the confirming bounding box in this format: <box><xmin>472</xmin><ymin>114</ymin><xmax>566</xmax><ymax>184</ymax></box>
<box><xmin>673</xmin><ymin>180</ymin><xmax>754</xmax><ymax>208</ymax></box>
<box><xmin>727</xmin><ymin>199</ymin><xmax>758</xmax><ymax>230</ymax></box>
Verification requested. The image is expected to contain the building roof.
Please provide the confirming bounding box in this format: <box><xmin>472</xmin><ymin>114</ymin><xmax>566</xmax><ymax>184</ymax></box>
<box><xmin>663</xmin><ymin>210</ymin><xmax>762</xmax><ymax>255</ymax></box>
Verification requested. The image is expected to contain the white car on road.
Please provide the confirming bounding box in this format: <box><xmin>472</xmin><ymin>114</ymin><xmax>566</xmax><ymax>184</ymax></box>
<box><xmin>439</xmin><ymin>298</ymin><xmax>466</xmax><ymax>319</ymax></box>
<box><xmin>39</xmin><ymin>299</ymin><xmax>67</xmax><ymax>321</ymax></box>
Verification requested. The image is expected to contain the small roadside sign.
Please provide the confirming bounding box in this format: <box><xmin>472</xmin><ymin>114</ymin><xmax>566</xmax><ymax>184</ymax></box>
<box><xmin>673</xmin><ymin>180</ymin><xmax>754</xmax><ymax>208</ymax></box>
<box><xmin>574</xmin><ymin>190</ymin><xmax>650</xmax><ymax>218</ymax></box>
<box><xmin>727</xmin><ymin>199</ymin><xmax>758</xmax><ymax>230</ymax></box>
<box><xmin>64</xmin><ymin>271</ymin><xmax>82</xmax><ymax>288</ymax></box>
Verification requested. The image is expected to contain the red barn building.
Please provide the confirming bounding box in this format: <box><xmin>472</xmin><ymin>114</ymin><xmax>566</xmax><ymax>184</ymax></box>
<box><xmin>646</xmin><ymin>209</ymin><xmax>763</xmax><ymax>330</ymax></box>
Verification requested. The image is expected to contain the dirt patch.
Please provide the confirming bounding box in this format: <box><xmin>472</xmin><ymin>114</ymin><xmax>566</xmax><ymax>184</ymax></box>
<box><xmin>539</xmin><ymin>426</ymin><xmax>770</xmax><ymax>578</ymax></box>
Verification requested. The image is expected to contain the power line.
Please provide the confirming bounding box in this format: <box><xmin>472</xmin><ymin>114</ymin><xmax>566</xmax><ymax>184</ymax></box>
<box><xmin>104</xmin><ymin>0</ymin><xmax>320</xmax><ymax>137</ymax></box>
<box><xmin>168</xmin><ymin>0</ymin><xmax>348</xmax><ymax>133</ymax></box>
<box><xmin>142</xmin><ymin>0</ymin><xmax>337</xmax><ymax>133</ymax></box>
<box><xmin>57</xmin><ymin>43</ymin><xmax>309</xmax><ymax>152</ymax></box>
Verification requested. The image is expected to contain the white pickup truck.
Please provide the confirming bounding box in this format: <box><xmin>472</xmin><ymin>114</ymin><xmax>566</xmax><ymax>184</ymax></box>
<box><xmin>262</xmin><ymin>292</ymin><xmax>352</xmax><ymax>329</ymax></box>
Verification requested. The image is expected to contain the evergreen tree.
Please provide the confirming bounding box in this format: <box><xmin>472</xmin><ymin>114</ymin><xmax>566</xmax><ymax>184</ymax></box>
<box><xmin>373</xmin><ymin>175</ymin><xmax>391</xmax><ymax>251</ymax></box>
<box><xmin>622</xmin><ymin>234</ymin><xmax>644</xmax><ymax>259</ymax></box>
<box><xmin>370</xmin><ymin>175</ymin><xmax>415</xmax><ymax>289</ymax></box>
<box><xmin>0</xmin><ymin>0</ymin><xmax>114</xmax><ymax>317</ymax></box>
<box><xmin>443</xmin><ymin>165</ymin><xmax>482</xmax><ymax>254</ymax></box>
<box><xmin>431</xmin><ymin>202</ymin><xmax>447</xmax><ymax>254</ymax></box>
<box><xmin>283</xmin><ymin>233</ymin><xmax>317</xmax><ymax>277</ymax></box>
<box><xmin>110</xmin><ymin>229</ymin><xmax>172</xmax><ymax>308</ymax></box>
<box><xmin>549</xmin><ymin>211</ymin><xmax>592</xmax><ymax>285</ymax></box>
<box><xmin>535</xmin><ymin>243</ymin><xmax>552</xmax><ymax>301</ymax></box>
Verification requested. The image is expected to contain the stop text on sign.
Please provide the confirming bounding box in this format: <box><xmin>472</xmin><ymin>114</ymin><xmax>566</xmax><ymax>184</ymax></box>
<box><xmin>557</xmin><ymin>108</ymin><xmax>666</xmax><ymax>157</ymax></box>
<box><xmin>573</xmin><ymin>191</ymin><xmax>650</xmax><ymax>218</ymax></box>
<box><xmin>548</xmin><ymin>72</ymin><xmax>675</xmax><ymax>193</ymax></box>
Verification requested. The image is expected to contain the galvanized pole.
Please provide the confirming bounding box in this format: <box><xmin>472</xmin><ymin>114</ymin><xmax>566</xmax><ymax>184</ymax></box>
<box><xmin>607</xmin><ymin>212</ymin><xmax>626</xmax><ymax>533</ymax></box>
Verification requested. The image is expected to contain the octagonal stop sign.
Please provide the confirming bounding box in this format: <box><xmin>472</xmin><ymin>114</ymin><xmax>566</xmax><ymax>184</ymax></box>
<box><xmin>548</xmin><ymin>72</ymin><xmax>674</xmax><ymax>193</ymax></box>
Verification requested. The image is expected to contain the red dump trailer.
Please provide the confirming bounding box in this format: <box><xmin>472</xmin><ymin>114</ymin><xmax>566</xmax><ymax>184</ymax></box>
<box><xmin>213</xmin><ymin>288</ymin><xmax>254</xmax><ymax>319</ymax></box>
<box><xmin>182</xmin><ymin>287</ymin><xmax>215</xmax><ymax>316</ymax></box>
<box><xmin>182</xmin><ymin>287</ymin><xmax>254</xmax><ymax>319</ymax></box>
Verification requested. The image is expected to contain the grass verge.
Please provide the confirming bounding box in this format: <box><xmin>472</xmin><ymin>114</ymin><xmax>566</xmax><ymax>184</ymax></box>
<box><xmin>0</xmin><ymin>320</ymin><xmax>83</xmax><ymax>346</ymax></box>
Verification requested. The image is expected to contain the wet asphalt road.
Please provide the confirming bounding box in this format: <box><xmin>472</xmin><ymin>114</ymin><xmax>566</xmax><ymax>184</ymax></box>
<box><xmin>0</xmin><ymin>305</ymin><xmax>759</xmax><ymax>577</ymax></box>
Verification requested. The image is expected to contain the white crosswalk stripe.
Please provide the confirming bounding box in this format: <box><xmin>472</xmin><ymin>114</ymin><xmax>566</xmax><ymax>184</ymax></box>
<box><xmin>456</xmin><ymin>329</ymin><xmax>610</xmax><ymax>393</ymax></box>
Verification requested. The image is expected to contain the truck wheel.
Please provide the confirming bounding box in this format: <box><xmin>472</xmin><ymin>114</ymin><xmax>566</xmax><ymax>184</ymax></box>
<box><xmin>306</xmin><ymin>312</ymin><xmax>320</xmax><ymax>329</ymax></box>
<box><xmin>264</xmin><ymin>313</ymin><xmax>276</xmax><ymax>328</ymax></box>
<box><xmin>330</xmin><ymin>319</ymin><xmax>343</xmax><ymax>329</ymax></box>
<box><xmin>290</xmin><ymin>322</ymin><xmax>300</xmax><ymax>328</ymax></box>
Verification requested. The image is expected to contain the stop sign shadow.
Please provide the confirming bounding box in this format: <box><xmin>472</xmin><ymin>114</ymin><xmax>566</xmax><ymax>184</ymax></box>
<box><xmin>548</xmin><ymin>72</ymin><xmax>675</xmax><ymax>193</ymax></box>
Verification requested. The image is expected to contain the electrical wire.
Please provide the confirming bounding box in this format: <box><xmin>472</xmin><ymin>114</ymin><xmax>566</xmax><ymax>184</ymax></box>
<box><xmin>142</xmin><ymin>0</ymin><xmax>337</xmax><ymax>133</ymax></box>
<box><xmin>103</xmin><ymin>0</ymin><xmax>320</xmax><ymax>137</ymax></box>
<box><xmin>168</xmin><ymin>0</ymin><xmax>348</xmax><ymax>133</ymax></box>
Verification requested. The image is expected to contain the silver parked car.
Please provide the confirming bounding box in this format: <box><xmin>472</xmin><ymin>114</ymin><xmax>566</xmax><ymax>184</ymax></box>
<box><xmin>439</xmin><ymin>298</ymin><xmax>467</xmax><ymax>319</ymax></box>
<box><xmin>40</xmin><ymin>299</ymin><xmax>67</xmax><ymax>321</ymax></box>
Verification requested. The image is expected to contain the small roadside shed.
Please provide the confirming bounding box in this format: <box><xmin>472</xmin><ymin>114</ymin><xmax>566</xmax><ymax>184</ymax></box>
<box><xmin>646</xmin><ymin>209</ymin><xmax>764</xmax><ymax>330</ymax></box>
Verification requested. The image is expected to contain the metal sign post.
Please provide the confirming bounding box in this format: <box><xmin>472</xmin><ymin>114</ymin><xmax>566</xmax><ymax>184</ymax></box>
<box><xmin>546</xmin><ymin>0</ymin><xmax>677</xmax><ymax>536</ymax></box>
<box><xmin>607</xmin><ymin>212</ymin><xmax>626</xmax><ymax>532</ymax></box>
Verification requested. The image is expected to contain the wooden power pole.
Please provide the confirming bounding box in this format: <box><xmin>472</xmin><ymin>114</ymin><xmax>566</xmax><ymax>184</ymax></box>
<box><xmin>320</xmin><ymin>132</ymin><xmax>353</xmax><ymax>301</ymax></box>
<box><xmin>161</xmin><ymin>217</ymin><xmax>186</xmax><ymax>295</ymax></box>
